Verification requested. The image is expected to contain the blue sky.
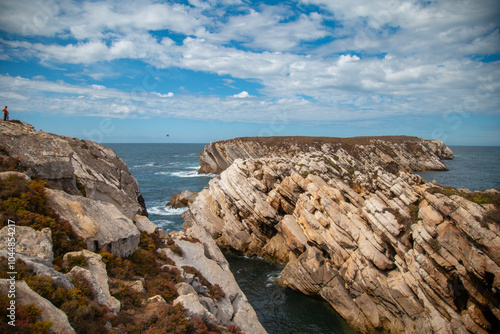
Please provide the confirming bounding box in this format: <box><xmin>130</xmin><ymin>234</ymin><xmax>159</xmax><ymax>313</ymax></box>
<box><xmin>0</xmin><ymin>0</ymin><xmax>499</xmax><ymax>145</ymax></box>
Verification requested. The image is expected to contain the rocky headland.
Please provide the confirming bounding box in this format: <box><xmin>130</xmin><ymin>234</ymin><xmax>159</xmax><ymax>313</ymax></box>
<box><xmin>183</xmin><ymin>136</ymin><xmax>499</xmax><ymax>334</ymax></box>
<box><xmin>0</xmin><ymin>121</ymin><xmax>265</xmax><ymax>333</ymax></box>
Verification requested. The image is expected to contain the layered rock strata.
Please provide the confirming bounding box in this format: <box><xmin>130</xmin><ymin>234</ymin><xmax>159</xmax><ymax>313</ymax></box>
<box><xmin>160</xmin><ymin>219</ymin><xmax>267</xmax><ymax>334</ymax></box>
<box><xmin>186</xmin><ymin>137</ymin><xmax>499</xmax><ymax>334</ymax></box>
<box><xmin>198</xmin><ymin>136</ymin><xmax>453</xmax><ymax>174</ymax></box>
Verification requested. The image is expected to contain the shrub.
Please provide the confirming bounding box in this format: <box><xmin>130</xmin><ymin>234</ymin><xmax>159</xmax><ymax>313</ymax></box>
<box><xmin>65</xmin><ymin>255</ymin><xmax>88</xmax><ymax>271</ymax></box>
<box><xmin>0</xmin><ymin>258</ymin><xmax>109</xmax><ymax>333</ymax></box>
<box><xmin>165</xmin><ymin>237</ymin><xmax>183</xmax><ymax>256</ymax></box>
<box><xmin>0</xmin><ymin>175</ymin><xmax>86</xmax><ymax>264</ymax></box>
<box><xmin>0</xmin><ymin>292</ymin><xmax>53</xmax><ymax>334</ymax></box>
<box><xmin>109</xmin><ymin>282</ymin><xmax>143</xmax><ymax>310</ymax></box>
<box><xmin>184</xmin><ymin>266</ymin><xmax>225</xmax><ymax>301</ymax></box>
<box><xmin>228</xmin><ymin>324</ymin><xmax>243</xmax><ymax>334</ymax></box>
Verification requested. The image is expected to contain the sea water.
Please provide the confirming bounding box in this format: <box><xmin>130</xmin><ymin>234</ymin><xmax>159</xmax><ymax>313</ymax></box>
<box><xmin>416</xmin><ymin>146</ymin><xmax>500</xmax><ymax>191</ymax></box>
<box><xmin>107</xmin><ymin>143</ymin><xmax>499</xmax><ymax>334</ymax></box>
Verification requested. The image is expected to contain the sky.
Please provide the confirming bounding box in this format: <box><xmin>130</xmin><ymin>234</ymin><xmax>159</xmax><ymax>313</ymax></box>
<box><xmin>0</xmin><ymin>0</ymin><xmax>499</xmax><ymax>145</ymax></box>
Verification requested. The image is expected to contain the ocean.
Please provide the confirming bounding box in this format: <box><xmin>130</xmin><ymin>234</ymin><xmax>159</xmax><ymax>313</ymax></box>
<box><xmin>106</xmin><ymin>143</ymin><xmax>499</xmax><ymax>334</ymax></box>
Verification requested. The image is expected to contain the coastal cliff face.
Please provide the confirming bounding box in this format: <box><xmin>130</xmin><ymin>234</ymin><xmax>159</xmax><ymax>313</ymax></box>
<box><xmin>187</xmin><ymin>136</ymin><xmax>500</xmax><ymax>334</ymax></box>
<box><xmin>198</xmin><ymin>136</ymin><xmax>454</xmax><ymax>174</ymax></box>
<box><xmin>0</xmin><ymin>122</ymin><xmax>265</xmax><ymax>333</ymax></box>
<box><xmin>0</xmin><ymin>121</ymin><xmax>146</xmax><ymax>219</ymax></box>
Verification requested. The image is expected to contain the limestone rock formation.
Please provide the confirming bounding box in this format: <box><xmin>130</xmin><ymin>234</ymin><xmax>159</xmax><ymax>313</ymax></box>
<box><xmin>0</xmin><ymin>121</ymin><xmax>146</xmax><ymax>219</ymax></box>
<box><xmin>159</xmin><ymin>219</ymin><xmax>267</xmax><ymax>334</ymax></box>
<box><xmin>0</xmin><ymin>279</ymin><xmax>76</xmax><ymax>333</ymax></box>
<box><xmin>0</xmin><ymin>225</ymin><xmax>53</xmax><ymax>261</ymax></box>
<box><xmin>47</xmin><ymin>188</ymin><xmax>140</xmax><ymax>257</ymax></box>
<box><xmin>187</xmin><ymin>137</ymin><xmax>499</xmax><ymax>334</ymax></box>
<box><xmin>0</xmin><ymin>122</ymin><xmax>266</xmax><ymax>333</ymax></box>
<box><xmin>198</xmin><ymin>136</ymin><xmax>453</xmax><ymax>174</ymax></box>
<box><xmin>0</xmin><ymin>225</ymin><xmax>73</xmax><ymax>290</ymax></box>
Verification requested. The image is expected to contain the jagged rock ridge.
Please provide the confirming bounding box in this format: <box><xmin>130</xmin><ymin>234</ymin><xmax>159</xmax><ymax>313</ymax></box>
<box><xmin>186</xmin><ymin>136</ymin><xmax>499</xmax><ymax>334</ymax></box>
<box><xmin>198</xmin><ymin>136</ymin><xmax>454</xmax><ymax>174</ymax></box>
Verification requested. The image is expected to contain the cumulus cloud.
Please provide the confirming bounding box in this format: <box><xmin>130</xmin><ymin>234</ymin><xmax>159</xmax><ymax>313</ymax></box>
<box><xmin>232</xmin><ymin>91</ymin><xmax>251</xmax><ymax>98</ymax></box>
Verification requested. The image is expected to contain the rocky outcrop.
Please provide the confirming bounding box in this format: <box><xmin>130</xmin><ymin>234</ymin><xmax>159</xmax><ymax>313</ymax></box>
<box><xmin>64</xmin><ymin>250</ymin><xmax>121</xmax><ymax>313</ymax></box>
<box><xmin>0</xmin><ymin>225</ymin><xmax>73</xmax><ymax>290</ymax></box>
<box><xmin>0</xmin><ymin>279</ymin><xmax>76</xmax><ymax>333</ymax></box>
<box><xmin>187</xmin><ymin>137</ymin><xmax>499</xmax><ymax>334</ymax></box>
<box><xmin>198</xmin><ymin>136</ymin><xmax>453</xmax><ymax>174</ymax></box>
<box><xmin>46</xmin><ymin>188</ymin><xmax>140</xmax><ymax>257</ymax></box>
<box><xmin>167</xmin><ymin>190</ymin><xmax>199</xmax><ymax>208</ymax></box>
<box><xmin>0</xmin><ymin>121</ymin><xmax>146</xmax><ymax>219</ymax></box>
<box><xmin>159</xmin><ymin>214</ymin><xmax>267</xmax><ymax>334</ymax></box>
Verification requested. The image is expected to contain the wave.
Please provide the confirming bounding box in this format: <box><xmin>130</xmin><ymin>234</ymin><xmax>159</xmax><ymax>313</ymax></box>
<box><xmin>153</xmin><ymin>219</ymin><xmax>176</xmax><ymax>228</ymax></box>
<box><xmin>155</xmin><ymin>170</ymin><xmax>216</xmax><ymax>178</ymax></box>
<box><xmin>133</xmin><ymin>162</ymin><xmax>163</xmax><ymax>168</ymax></box>
<box><xmin>148</xmin><ymin>205</ymin><xmax>188</xmax><ymax>216</ymax></box>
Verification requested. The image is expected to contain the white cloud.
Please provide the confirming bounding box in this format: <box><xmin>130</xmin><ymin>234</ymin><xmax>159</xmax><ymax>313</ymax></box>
<box><xmin>205</xmin><ymin>6</ymin><xmax>327</xmax><ymax>51</ymax></box>
<box><xmin>0</xmin><ymin>91</ymin><xmax>28</xmax><ymax>100</ymax></box>
<box><xmin>153</xmin><ymin>92</ymin><xmax>174</xmax><ymax>98</ymax></box>
<box><xmin>0</xmin><ymin>0</ymin><xmax>498</xmax><ymax>129</ymax></box>
<box><xmin>0</xmin><ymin>0</ymin><xmax>204</xmax><ymax>39</ymax></box>
<box><xmin>232</xmin><ymin>91</ymin><xmax>251</xmax><ymax>98</ymax></box>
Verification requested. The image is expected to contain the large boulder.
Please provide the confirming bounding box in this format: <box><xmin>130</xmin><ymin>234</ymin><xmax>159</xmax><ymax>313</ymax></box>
<box><xmin>167</xmin><ymin>190</ymin><xmax>199</xmax><ymax>208</ymax></box>
<box><xmin>134</xmin><ymin>214</ymin><xmax>158</xmax><ymax>234</ymax></box>
<box><xmin>47</xmin><ymin>188</ymin><xmax>140</xmax><ymax>257</ymax></box>
<box><xmin>0</xmin><ymin>225</ymin><xmax>53</xmax><ymax>261</ymax></box>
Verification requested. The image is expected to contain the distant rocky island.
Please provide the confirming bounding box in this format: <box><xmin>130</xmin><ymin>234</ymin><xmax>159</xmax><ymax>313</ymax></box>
<box><xmin>1</xmin><ymin>121</ymin><xmax>498</xmax><ymax>334</ymax></box>
<box><xmin>183</xmin><ymin>136</ymin><xmax>499</xmax><ymax>334</ymax></box>
<box><xmin>0</xmin><ymin>121</ymin><xmax>265</xmax><ymax>334</ymax></box>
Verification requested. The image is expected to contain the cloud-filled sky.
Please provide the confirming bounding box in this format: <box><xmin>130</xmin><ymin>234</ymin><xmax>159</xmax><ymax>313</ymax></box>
<box><xmin>0</xmin><ymin>0</ymin><xmax>499</xmax><ymax>145</ymax></box>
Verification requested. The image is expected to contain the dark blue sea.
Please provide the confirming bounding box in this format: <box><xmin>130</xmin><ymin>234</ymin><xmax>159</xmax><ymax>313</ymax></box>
<box><xmin>106</xmin><ymin>144</ymin><xmax>500</xmax><ymax>334</ymax></box>
<box><xmin>416</xmin><ymin>146</ymin><xmax>500</xmax><ymax>191</ymax></box>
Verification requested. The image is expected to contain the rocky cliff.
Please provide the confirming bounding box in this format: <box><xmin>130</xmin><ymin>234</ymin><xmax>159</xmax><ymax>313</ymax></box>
<box><xmin>198</xmin><ymin>136</ymin><xmax>454</xmax><ymax>174</ymax></box>
<box><xmin>0</xmin><ymin>121</ymin><xmax>265</xmax><ymax>333</ymax></box>
<box><xmin>186</xmin><ymin>136</ymin><xmax>499</xmax><ymax>334</ymax></box>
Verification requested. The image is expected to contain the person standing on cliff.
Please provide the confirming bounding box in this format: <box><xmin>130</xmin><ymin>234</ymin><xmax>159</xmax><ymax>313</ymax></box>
<box><xmin>2</xmin><ymin>106</ymin><xmax>8</xmax><ymax>121</ymax></box>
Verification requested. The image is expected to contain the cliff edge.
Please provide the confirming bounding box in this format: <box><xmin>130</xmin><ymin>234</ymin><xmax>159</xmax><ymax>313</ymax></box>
<box><xmin>186</xmin><ymin>136</ymin><xmax>499</xmax><ymax>334</ymax></box>
<box><xmin>198</xmin><ymin>136</ymin><xmax>454</xmax><ymax>174</ymax></box>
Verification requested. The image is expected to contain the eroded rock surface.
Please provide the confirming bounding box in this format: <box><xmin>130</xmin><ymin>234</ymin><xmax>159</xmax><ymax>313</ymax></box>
<box><xmin>47</xmin><ymin>188</ymin><xmax>140</xmax><ymax>257</ymax></box>
<box><xmin>188</xmin><ymin>137</ymin><xmax>499</xmax><ymax>334</ymax></box>
<box><xmin>0</xmin><ymin>121</ymin><xmax>146</xmax><ymax>219</ymax></box>
<box><xmin>64</xmin><ymin>249</ymin><xmax>121</xmax><ymax>313</ymax></box>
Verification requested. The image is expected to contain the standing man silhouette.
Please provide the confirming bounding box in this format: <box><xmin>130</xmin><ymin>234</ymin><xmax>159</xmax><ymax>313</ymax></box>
<box><xmin>2</xmin><ymin>106</ymin><xmax>8</xmax><ymax>121</ymax></box>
